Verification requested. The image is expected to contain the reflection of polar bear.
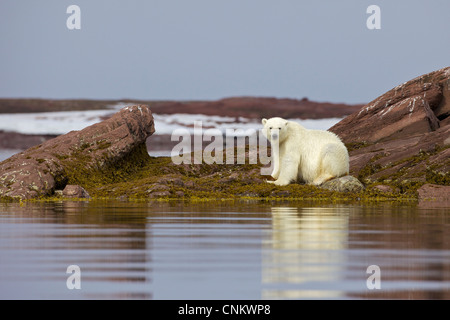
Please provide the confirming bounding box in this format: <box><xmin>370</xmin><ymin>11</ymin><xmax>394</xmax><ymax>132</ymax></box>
<box><xmin>262</xmin><ymin>117</ymin><xmax>349</xmax><ymax>186</ymax></box>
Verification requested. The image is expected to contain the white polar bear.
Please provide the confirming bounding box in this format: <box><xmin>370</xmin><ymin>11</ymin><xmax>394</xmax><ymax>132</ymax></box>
<box><xmin>262</xmin><ymin>117</ymin><xmax>349</xmax><ymax>186</ymax></box>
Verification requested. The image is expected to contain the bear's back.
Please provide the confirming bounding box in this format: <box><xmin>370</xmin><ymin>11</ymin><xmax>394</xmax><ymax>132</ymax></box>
<box><xmin>287</xmin><ymin>121</ymin><xmax>343</xmax><ymax>145</ymax></box>
<box><xmin>306</xmin><ymin>129</ymin><xmax>344</xmax><ymax>144</ymax></box>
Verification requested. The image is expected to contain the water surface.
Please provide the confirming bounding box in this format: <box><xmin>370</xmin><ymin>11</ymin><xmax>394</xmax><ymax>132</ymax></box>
<box><xmin>0</xmin><ymin>200</ymin><xmax>449</xmax><ymax>299</ymax></box>
<box><xmin>0</xmin><ymin>150</ymin><xmax>22</xmax><ymax>162</ymax></box>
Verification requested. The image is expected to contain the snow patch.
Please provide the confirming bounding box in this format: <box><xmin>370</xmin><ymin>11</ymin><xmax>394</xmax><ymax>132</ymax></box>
<box><xmin>0</xmin><ymin>110</ymin><xmax>342</xmax><ymax>136</ymax></box>
<box><xmin>409</xmin><ymin>98</ymin><xmax>417</xmax><ymax>114</ymax></box>
<box><xmin>379</xmin><ymin>104</ymin><xmax>396</xmax><ymax>118</ymax></box>
<box><xmin>0</xmin><ymin>110</ymin><xmax>114</xmax><ymax>135</ymax></box>
<box><xmin>358</xmin><ymin>101</ymin><xmax>377</xmax><ymax>116</ymax></box>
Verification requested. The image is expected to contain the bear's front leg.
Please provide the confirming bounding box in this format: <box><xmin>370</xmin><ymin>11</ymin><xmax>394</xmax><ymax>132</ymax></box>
<box><xmin>267</xmin><ymin>157</ymin><xmax>298</xmax><ymax>186</ymax></box>
<box><xmin>271</xmin><ymin>161</ymin><xmax>280</xmax><ymax>180</ymax></box>
<box><xmin>267</xmin><ymin>178</ymin><xmax>290</xmax><ymax>186</ymax></box>
<box><xmin>270</xmin><ymin>137</ymin><xmax>281</xmax><ymax>179</ymax></box>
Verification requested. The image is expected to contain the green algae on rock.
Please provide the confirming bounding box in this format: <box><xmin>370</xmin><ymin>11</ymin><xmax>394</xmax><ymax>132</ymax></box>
<box><xmin>0</xmin><ymin>105</ymin><xmax>155</xmax><ymax>200</ymax></box>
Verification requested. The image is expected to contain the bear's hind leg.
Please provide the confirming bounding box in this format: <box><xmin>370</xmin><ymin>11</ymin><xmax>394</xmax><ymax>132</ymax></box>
<box><xmin>311</xmin><ymin>143</ymin><xmax>347</xmax><ymax>185</ymax></box>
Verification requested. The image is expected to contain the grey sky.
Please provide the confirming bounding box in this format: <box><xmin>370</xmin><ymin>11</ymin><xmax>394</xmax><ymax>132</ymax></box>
<box><xmin>0</xmin><ymin>0</ymin><xmax>449</xmax><ymax>104</ymax></box>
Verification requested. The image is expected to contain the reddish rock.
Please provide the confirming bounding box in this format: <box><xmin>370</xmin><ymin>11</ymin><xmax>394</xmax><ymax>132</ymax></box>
<box><xmin>0</xmin><ymin>105</ymin><xmax>154</xmax><ymax>199</ymax></box>
<box><xmin>331</xmin><ymin>67</ymin><xmax>449</xmax><ymax>143</ymax></box>
<box><xmin>329</xmin><ymin>67</ymin><xmax>450</xmax><ymax>187</ymax></box>
<box><xmin>417</xmin><ymin>184</ymin><xmax>450</xmax><ymax>201</ymax></box>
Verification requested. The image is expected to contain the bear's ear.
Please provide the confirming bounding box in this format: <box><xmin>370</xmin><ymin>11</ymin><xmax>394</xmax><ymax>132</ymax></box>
<box><xmin>284</xmin><ymin>121</ymin><xmax>288</xmax><ymax>126</ymax></box>
<box><xmin>262</xmin><ymin>118</ymin><xmax>267</xmax><ymax>125</ymax></box>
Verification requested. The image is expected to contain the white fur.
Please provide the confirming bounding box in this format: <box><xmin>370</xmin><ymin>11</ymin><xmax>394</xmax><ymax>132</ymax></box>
<box><xmin>262</xmin><ymin>117</ymin><xmax>349</xmax><ymax>186</ymax></box>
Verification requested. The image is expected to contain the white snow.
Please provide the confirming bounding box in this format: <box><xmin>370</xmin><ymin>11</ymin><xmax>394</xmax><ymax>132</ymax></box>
<box><xmin>358</xmin><ymin>97</ymin><xmax>382</xmax><ymax>116</ymax></box>
<box><xmin>0</xmin><ymin>109</ymin><xmax>343</xmax><ymax>136</ymax></box>
<box><xmin>0</xmin><ymin>110</ymin><xmax>115</xmax><ymax>135</ymax></box>
<box><xmin>0</xmin><ymin>108</ymin><xmax>343</xmax><ymax>160</ymax></box>
<box><xmin>379</xmin><ymin>104</ymin><xmax>395</xmax><ymax>118</ymax></box>
<box><xmin>410</xmin><ymin>98</ymin><xmax>417</xmax><ymax>114</ymax></box>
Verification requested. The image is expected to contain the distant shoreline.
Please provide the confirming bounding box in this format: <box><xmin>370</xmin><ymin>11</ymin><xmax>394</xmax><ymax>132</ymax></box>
<box><xmin>0</xmin><ymin>97</ymin><xmax>363</xmax><ymax>119</ymax></box>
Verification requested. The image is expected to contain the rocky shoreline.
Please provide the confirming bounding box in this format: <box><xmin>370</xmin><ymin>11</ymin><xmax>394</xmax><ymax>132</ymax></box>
<box><xmin>0</xmin><ymin>68</ymin><xmax>449</xmax><ymax>202</ymax></box>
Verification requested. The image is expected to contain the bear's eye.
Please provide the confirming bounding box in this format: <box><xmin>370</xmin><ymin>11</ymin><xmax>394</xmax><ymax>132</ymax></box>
<box><xmin>269</xmin><ymin>127</ymin><xmax>272</xmax><ymax>130</ymax></box>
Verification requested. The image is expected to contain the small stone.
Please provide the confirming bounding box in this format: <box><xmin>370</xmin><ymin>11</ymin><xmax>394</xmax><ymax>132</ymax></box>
<box><xmin>174</xmin><ymin>191</ymin><xmax>185</xmax><ymax>197</ymax></box>
<box><xmin>373</xmin><ymin>185</ymin><xmax>399</xmax><ymax>193</ymax></box>
<box><xmin>320</xmin><ymin>175</ymin><xmax>365</xmax><ymax>193</ymax></box>
<box><xmin>146</xmin><ymin>184</ymin><xmax>170</xmax><ymax>193</ymax></box>
<box><xmin>148</xmin><ymin>190</ymin><xmax>171</xmax><ymax>198</ymax></box>
<box><xmin>54</xmin><ymin>190</ymin><xmax>64</xmax><ymax>197</ymax></box>
<box><xmin>236</xmin><ymin>191</ymin><xmax>260</xmax><ymax>197</ymax></box>
<box><xmin>218</xmin><ymin>172</ymin><xmax>240</xmax><ymax>183</ymax></box>
<box><xmin>158</xmin><ymin>177</ymin><xmax>185</xmax><ymax>186</ymax></box>
<box><xmin>270</xmin><ymin>190</ymin><xmax>291</xmax><ymax>197</ymax></box>
<box><xmin>62</xmin><ymin>185</ymin><xmax>91</xmax><ymax>199</ymax></box>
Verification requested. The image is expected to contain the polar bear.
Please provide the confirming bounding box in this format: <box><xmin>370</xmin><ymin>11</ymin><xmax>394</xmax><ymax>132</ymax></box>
<box><xmin>262</xmin><ymin>117</ymin><xmax>349</xmax><ymax>186</ymax></box>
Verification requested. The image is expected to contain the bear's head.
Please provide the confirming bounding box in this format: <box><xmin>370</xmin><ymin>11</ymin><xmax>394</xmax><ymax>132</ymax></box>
<box><xmin>262</xmin><ymin>117</ymin><xmax>289</xmax><ymax>143</ymax></box>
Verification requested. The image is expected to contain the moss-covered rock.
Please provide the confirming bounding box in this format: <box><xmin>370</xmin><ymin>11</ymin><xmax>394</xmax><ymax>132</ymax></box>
<box><xmin>0</xmin><ymin>105</ymin><xmax>155</xmax><ymax>200</ymax></box>
<box><xmin>40</xmin><ymin>146</ymin><xmax>411</xmax><ymax>202</ymax></box>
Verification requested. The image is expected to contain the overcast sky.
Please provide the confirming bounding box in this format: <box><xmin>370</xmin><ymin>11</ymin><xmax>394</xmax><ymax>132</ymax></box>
<box><xmin>0</xmin><ymin>0</ymin><xmax>449</xmax><ymax>104</ymax></box>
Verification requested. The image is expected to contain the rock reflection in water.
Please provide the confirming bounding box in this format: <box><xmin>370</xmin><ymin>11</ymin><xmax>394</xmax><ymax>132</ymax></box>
<box><xmin>0</xmin><ymin>201</ymin><xmax>151</xmax><ymax>299</ymax></box>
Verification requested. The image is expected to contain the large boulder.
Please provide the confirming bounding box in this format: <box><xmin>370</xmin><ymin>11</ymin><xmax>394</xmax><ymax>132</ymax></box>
<box><xmin>331</xmin><ymin>67</ymin><xmax>450</xmax><ymax>143</ymax></box>
<box><xmin>0</xmin><ymin>105</ymin><xmax>154</xmax><ymax>200</ymax></box>
<box><xmin>330</xmin><ymin>67</ymin><xmax>450</xmax><ymax>189</ymax></box>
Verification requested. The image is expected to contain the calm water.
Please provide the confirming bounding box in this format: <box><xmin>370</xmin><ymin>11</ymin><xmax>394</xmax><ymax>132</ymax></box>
<box><xmin>0</xmin><ymin>200</ymin><xmax>449</xmax><ymax>300</ymax></box>
<box><xmin>0</xmin><ymin>150</ymin><xmax>22</xmax><ymax>162</ymax></box>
